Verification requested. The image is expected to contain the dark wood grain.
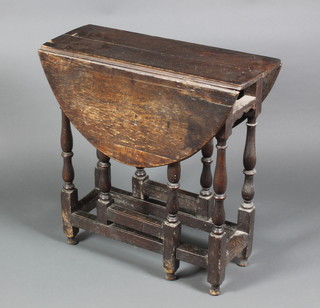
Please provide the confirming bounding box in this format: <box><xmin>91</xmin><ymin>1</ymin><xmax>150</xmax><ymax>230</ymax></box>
<box><xmin>108</xmin><ymin>185</ymin><xmax>237</xmax><ymax>234</ymax></box>
<box><xmin>166</xmin><ymin>162</ymin><xmax>181</xmax><ymax>215</ymax></box>
<box><xmin>132</xmin><ymin>168</ymin><xmax>149</xmax><ymax>200</ymax></box>
<box><xmin>39</xmin><ymin>25</ymin><xmax>280</xmax><ymax>167</ymax></box>
<box><xmin>242</xmin><ymin>117</ymin><xmax>256</xmax><ymax>204</ymax></box>
<box><xmin>207</xmin><ymin>133</ymin><xmax>228</xmax><ymax>296</ymax></box>
<box><xmin>45</xmin><ymin>24</ymin><xmax>281</xmax><ymax>90</ymax></box>
<box><xmin>60</xmin><ymin>110</ymin><xmax>79</xmax><ymax>244</ymax></box>
<box><xmin>39</xmin><ymin>25</ymin><xmax>281</xmax><ymax>297</ymax></box>
<box><xmin>176</xmin><ymin>244</ymin><xmax>208</xmax><ymax>269</ymax></box>
<box><xmin>71</xmin><ymin>212</ymin><xmax>163</xmax><ymax>254</ymax></box>
<box><xmin>61</xmin><ymin>110</ymin><xmax>74</xmax><ymax>190</ymax></box>
<box><xmin>107</xmin><ymin>204</ymin><xmax>163</xmax><ymax>239</ymax></box>
<box><xmin>39</xmin><ymin>51</ymin><xmax>235</xmax><ymax>167</ymax></box>
<box><xmin>212</xmin><ymin>136</ymin><xmax>227</xmax><ymax>230</ymax></box>
<box><xmin>197</xmin><ymin>139</ymin><xmax>214</xmax><ymax>219</ymax></box>
<box><xmin>96</xmin><ymin>150</ymin><xmax>112</xmax><ymax>223</ymax></box>
<box><xmin>163</xmin><ymin>162</ymin><xmax>181</xmax><ymax>280</ymax></box>
<box><xmin>237</xmin><ymin>115</ymin><xmax>257</xmax><ymax>266</ymax></box>
<box><xmin>200</xmin><ymin>139</ymin><xmax>214</xmax><ymax>196</ymax></box>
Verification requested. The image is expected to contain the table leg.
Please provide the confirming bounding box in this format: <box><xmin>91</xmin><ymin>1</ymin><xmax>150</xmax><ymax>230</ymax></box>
<box><xmin>96</xmin><ymin>150</ymin><xmax>112</xmax><ymax>223</ymax></box>
<box><xmin>163</xmin><ymin>162</ymin><xmax>181</xmax><ymax>281</ymax></box>
<box><xmin>198</xmin><ymin>139</ymin><xmax>214</xmax><ymax>219</ymax></box>
<box><xmin>207</xmin><ymin>135</ymin><xmax>228</xmax><ymax>296</ymax></box>
<box><xmin>237</xmin><ymin>115</ymin><xmax>257</xmax><ymax>267</ymax></box>
<box><xmin>60</xmin><ymin>110</ymin><xmax>79</xmax><ymax>245</ymax></box>
<box><xmin>132</xmin><ymin>167</ymin><xmax>149</xmax><ymax>200</ymax></box>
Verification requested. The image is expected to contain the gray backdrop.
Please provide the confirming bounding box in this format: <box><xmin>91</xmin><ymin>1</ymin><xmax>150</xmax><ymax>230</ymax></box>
<box><xmin>1</xmin><ymin>0</ymin><xmax>319</xmax><ymax>307</ymax></box>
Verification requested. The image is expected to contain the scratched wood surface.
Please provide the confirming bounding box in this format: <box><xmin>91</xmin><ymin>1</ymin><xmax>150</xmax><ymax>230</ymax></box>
<box><xmin>39</xmin><ymin>25</ymin><xmax>281</xmax><ymax>167</ymax></box>
<box><xmin>42</xmin><ymin>24</ymin><xmax>281</xmax><ymax>90</ymax></box>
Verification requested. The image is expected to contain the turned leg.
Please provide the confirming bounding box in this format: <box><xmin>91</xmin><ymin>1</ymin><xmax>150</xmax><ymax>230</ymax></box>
<box><xmin>60</xmin><ymin>110</ymin><xmax>79</xmax><ymax>245</ymax></box>
<box><xmin>132</xmin><ymin>167</ymin><xmax>149</xmax><ymax>200</ymax></box>
<box><xmin>96</xmin><ymin>150</ymin><xmax>113</xmax><ymax>223</ymax></box>
<box><xmin>198</xmin><ymin>139</ymin><xmax>214</xmax><ymax>219</ymax></box>
<box><xmin>237</xmin><ymin>115</ymin><xmax>257</xmax><ymax>267</ymax></box>
<box><xmin>94</xmin><ymin>157</ymin><xmax>100</xmax><ymax>189</ymax></box>
<box><xmin>163</xmin><ymin>162</ymin><xmax>181</xmax><ymax>281</ymax></box>
<box><xmin>207</xmin><ymin>135</ymin><xmax>228</xmax><ymax>296</ymax></box>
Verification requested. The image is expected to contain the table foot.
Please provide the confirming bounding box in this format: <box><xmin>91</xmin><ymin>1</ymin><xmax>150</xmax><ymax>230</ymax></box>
<box><xmin>67</xmin><ymin>236</ymin><xmax>78</xmax><ymax>245</ymax></box>
<box><xmin>209</xmin><ymin>285</ymin><xmax>221</xmax><ymax>296</ymax></box>
<box><xmin>165</xmin><ymin>273</ymin><xmax>177</xmax><ymax>281</ymax></box>
<box><xmin>237</xmin><ymin>258</ymin><xmax>249</xmax><ymax>267</ymax></box>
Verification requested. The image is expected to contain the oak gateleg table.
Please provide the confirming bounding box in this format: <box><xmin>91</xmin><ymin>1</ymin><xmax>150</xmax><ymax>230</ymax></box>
<box><xmin>39</xmin><ymin>25</ymin><xmax>281</xmax><ymax>295</ymax></box>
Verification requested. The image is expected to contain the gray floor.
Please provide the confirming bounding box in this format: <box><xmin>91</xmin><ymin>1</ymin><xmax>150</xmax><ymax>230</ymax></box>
<box><xmin>1</xmin><ymin>1</ymin><xmax>320</xmax><ymax>307</ymax></box>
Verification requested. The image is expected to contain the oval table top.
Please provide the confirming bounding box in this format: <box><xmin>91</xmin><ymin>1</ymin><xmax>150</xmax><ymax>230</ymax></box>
<box><xmin>39</xmin><ymin>25</ymin><xmax>281</xmax><ymax>167</ymax></box>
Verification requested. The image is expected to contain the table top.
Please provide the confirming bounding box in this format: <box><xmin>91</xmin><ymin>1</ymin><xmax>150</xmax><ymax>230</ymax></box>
<box><xmin>42</xmin><ymin>24</ymin><xmax>280</xmax><ymax>91</ymax></box>
<box><xmin>39</xmin><ymin>25</ymin><xmax>281</xmax><ymax>167</ymax></box>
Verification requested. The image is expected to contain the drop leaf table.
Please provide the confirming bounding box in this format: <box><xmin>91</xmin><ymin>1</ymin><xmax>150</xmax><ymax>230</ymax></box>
<box><xmin>39</xmin><ymin>25</ymin><xmax>281</xmax><ymax>295</ymax></box>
